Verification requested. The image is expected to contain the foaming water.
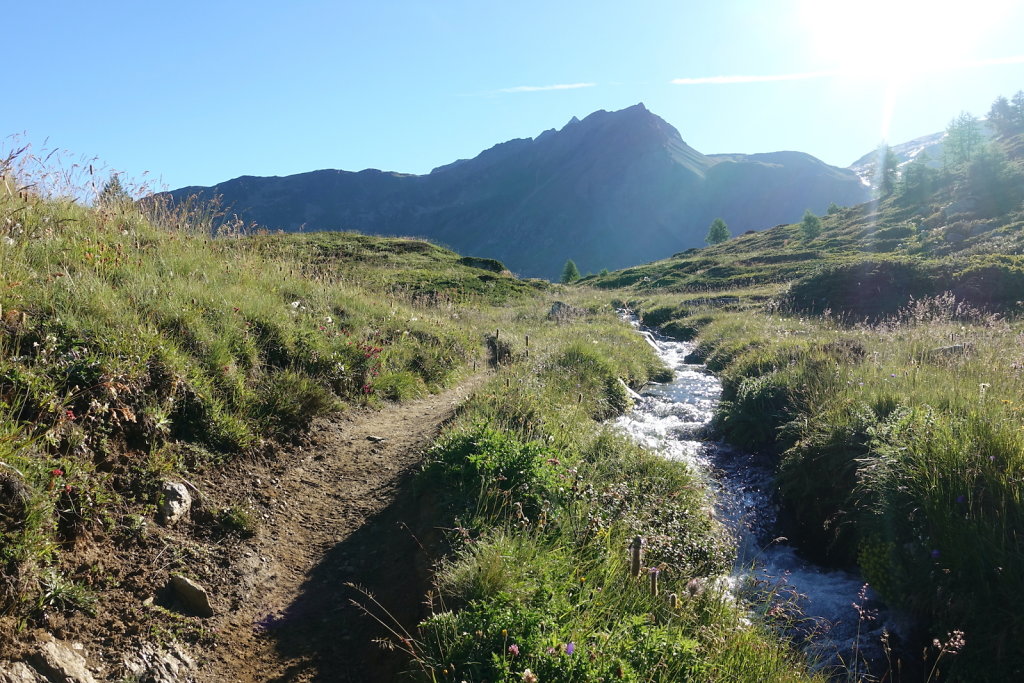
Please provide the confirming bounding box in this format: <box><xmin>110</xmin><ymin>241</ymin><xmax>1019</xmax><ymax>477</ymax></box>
<box><xmin>613</xmin><ymin>314</ymin><xmax>905</xmax><ymax>678</ymax></box>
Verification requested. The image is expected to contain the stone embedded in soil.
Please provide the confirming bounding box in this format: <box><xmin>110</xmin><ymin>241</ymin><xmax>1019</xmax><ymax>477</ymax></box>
<box><xmin>366</xmin><ymin>435</ymin><xmax>386</xmax><ymax>442</ymax></box>
<box><xmin>159</xmin><ymin>482</ymin><xmax>192</xmax><ymax>527</ymax></box>
<box><xmin>0</xmin><ymin>661</ymin><xmax>47</xmax><ymax>683</ymax></box>
<box><xmin>170</xmin><ymin>574</ymin><xmax>215</xmax><ymax>617</ymax></box>
<box><xmin>122</xmin><ymin>642</ymin><xmax>195</xmax><ymax>683</ymax></box>
<box><xmin>27</xmin><ymin>636</ymin><xmax>97</xmax><ymax>683</ymax></box>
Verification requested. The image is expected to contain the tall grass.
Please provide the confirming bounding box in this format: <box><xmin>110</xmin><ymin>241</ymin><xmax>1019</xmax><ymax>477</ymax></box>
<box><xmin>0</xmin><ymin>146</ymin><xmax>519</xmax><ymax>623</ymax></box>
<box><xmin>640</xmin><ymin>293</ymin><xmax>1024</xmax><ymax>679</ymax></box>
<box><xmin>405</xmin><ymin>301</ymin><xmax>817</xmax><ymax>682</ymax></box>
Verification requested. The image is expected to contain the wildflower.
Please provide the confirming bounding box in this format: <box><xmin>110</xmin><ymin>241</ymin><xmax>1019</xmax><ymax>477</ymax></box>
<box><xmin>501</xmin><ymin>629</ymin><xmax>508</xmax><ymax>638</ymax></box>
<box><xmin>63</xmin><ymin>484</ymin><xmax>72</xmax><ymax>493</ymax></box>
<box><xmin>50</xmin><ymin>468</ymin><xmax>64</xmax><ymax>477</ymax></box>
<box><xmin>931</xmin><ymin>549</ymin><xmax>941</xmax><ymax>559</ymax></box>
<box><xmin>521</xmin><ymin>669</ymin><xmax>539</xmax><ymax>683</ymax></box>
<box><xmin>508</xmin><ymin>643</ymin><xmax>520</xmax><ymax>656</ymax></box>
<box><xmin>65</xmin><ymin>409</ymin><xmax>75</xmax><ymax>421</ymax></box>
<box><xmin>565</xmin><ymin>642</ymin><xmax>575</xmax><ymax>655</ymax></box>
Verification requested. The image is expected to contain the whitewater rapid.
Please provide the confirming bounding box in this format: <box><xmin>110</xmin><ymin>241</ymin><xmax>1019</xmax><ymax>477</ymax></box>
<box><xmin>612</xmin><ymin>315</ymin><xmax>905</xmax><ymax>677</ymax></box>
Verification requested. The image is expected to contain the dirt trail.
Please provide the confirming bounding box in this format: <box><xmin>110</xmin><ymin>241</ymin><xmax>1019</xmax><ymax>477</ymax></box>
<box><xmin>195</xmin><ymin>373</ymin><xmax>488</xmax><ymax>682</ymax></box>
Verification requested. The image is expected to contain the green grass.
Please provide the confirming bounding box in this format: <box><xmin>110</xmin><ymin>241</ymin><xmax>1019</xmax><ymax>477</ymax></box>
<box><xmin>0</xmin><ymin>157</ymin><xmax>821</xmax><ymax>682</ymax></box>
<box><xmin>0</xmin><ymin>164</ymin><xmax>528</xmax><ymax>625</ymax></box>
<box><xmin>405</xmin><ymin>301</ymin><xmax>817</xmax><ymax>682</ymax></box>
<box><xmin>619</xmin><ymin>292</ymin><xmax>1024</xmax><ymax>679</ymax></box>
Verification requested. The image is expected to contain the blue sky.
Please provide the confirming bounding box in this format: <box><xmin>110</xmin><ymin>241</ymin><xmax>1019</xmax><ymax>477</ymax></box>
<box><xmin>5</xmin><ymin>0</ymin><xmax>1024</xmax><ymax>192</ymax></box>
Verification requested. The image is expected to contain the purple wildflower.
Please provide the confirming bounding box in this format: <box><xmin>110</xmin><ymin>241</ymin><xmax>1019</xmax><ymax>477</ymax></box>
<box><xmin>931</xmin><ymin>549</ymin><xmax>941</xmax><ymax>559</ymax></box>
<box><xmin>565</xmin><ymin>642</ymin><xmax>575</xmax><ymax>655</ymax></box>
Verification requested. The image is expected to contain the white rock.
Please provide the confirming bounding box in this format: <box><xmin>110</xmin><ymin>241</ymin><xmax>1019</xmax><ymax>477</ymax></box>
<box><xmin>28</xmin><ymin>636</ymin><xmax>96</xmax><ymax>683</ymax></box>
<box><xmin>0</xmin><ymin>661</ymin><xmax>47</xmax><ymax>683</ymax></box>
<box><xmin>159</xmin><ymin>482</ymin><xmax>191</xmax><ymax>527</ymax></box>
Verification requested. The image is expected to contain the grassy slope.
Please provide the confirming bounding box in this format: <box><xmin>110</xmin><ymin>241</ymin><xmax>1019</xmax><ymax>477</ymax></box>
<box><xmin>0</xmin><ymin>184</ymin><xmax>537</xmax><ymax>639</ymax></box>
<box><xmin>598</xmin><ymin>130</ymin><xmax>1024</xmax><ymax>679</ymax></box>
<box><xmin>0</xmin><ymin>182</ymin><xmax>818</xmax><ymax>680</ymax></box>
<box><xmin>408</xmin><ymin>292</ymin><xmax>815</xmax><ymax>682</ymax></box>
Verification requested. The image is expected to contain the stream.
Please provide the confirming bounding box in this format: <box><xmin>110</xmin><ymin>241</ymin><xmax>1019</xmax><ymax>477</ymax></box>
<box><xmin>613</xmin><ymin>314</ymin><xmax>907</xmax><ymax>678</ymax></box>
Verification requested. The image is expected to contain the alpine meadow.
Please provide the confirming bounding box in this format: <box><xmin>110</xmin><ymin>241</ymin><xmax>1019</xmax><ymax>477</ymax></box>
<box><xmin>4</xmin><ymin>2</ymin><xmax>1024</xmax><ymax>681</ymax></box>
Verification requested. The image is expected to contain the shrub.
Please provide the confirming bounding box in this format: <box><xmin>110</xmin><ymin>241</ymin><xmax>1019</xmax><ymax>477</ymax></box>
<box><xmin>785</xmin><ymin>259</ymin><xmax>946</xmax><ymax>319</ymax></box>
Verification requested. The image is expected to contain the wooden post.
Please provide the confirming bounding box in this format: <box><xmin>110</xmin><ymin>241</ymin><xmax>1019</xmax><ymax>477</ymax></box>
<box><xmin>629</xmin><ymin>536</ymin><xmax>643</xmax><ymax>578</ymax></box>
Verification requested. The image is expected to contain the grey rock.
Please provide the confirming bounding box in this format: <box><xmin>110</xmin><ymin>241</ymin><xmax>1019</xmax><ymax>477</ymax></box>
<box><xmin>170</xmin><ymin>574</ymin><xmax>214</xmax><ymax>617</ymax></box>
<box><xmin>122</xmin><ymin>642</ymin><xmax>195</xmax><ymax>683</ymax></box>
<box><xmin>159</xmin><ymin>482</ymin><xmax>191</xmax><ymax>527</ymax></box>
<box><xmin>0</xmin><ymin>661</ymin><xmax>46</xmax><ymax>683</ymax></box>
<box><xmin>548</xmin><ymin>301</ymin><xmax>583</xmax><ymax>321</ymax></box>
<box><xmin>927</xmin><ymin>342</ymin><xmax>975</xmax><ymax>359</ymax></box>
<box><xmin>28</xmin><ymin>637</ymin><xmax>96</xmax><ymax>683</ymax></box>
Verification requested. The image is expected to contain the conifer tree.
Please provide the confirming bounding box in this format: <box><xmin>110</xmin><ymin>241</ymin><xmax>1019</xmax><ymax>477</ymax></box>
<box><xmin>98</xmin><ymin>173</ymin><xmax>131</xmax><ymax>207</ymax></box>
<box><xmin>561</xmin><ymin>259</ymin><xmax>581</xmax><ymax>283</ymax></box>
<box><xmin>944</xmin><ymin>112</ymin><xmax>983</xmax><ymax>167</ymax></box>
<box><xmin>705</xmin><ymin>217</ymin><xmax>730</xmax><ymax>245</ymax></box>
<box><xmin>800</xmin><ymin>209</ymin><xmax>821</xmax><ymax>241</ymax></box>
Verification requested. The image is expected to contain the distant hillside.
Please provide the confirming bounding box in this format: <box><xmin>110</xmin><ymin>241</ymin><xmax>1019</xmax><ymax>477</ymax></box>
<box><xmin>587</xmin><ymin>128</ymin><xmax>1024</xmax><ymax>318</ymax></box>
<box><xmin>847</xmin><ymin>122</ymin><xmax>995</xmax><ymax>183</ymax></box>
<box><xmin>163</xmin><ymin>104</ymin><xmax>868</xmax><ymax>279</ymax></box>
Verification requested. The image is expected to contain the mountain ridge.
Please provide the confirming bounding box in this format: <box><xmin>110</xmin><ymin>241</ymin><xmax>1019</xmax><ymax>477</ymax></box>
<box><xmin>163</xmin><ymin>104</ymin><xmax>868</xmax><ymax>278</ymax></box>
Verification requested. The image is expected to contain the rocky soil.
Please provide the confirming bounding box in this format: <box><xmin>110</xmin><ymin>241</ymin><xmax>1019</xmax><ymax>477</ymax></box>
<box><xmin>1</xmin><ymin>374</ymin><xmax>487</xmax><ymax>682</ymax></box>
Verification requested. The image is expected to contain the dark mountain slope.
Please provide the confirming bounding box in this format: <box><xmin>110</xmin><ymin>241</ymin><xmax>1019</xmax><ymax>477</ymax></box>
<box><xmin>165</xmin><ymin>104</ymin><xmax>868</xmax><ymax>278</ymax></box>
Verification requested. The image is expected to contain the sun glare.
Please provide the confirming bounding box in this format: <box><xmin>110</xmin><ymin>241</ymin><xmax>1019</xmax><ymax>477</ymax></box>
<box><xmin>800</xmin><ymin>0</ymin><xmax>1014</xmax><ymax>80</ymax></box>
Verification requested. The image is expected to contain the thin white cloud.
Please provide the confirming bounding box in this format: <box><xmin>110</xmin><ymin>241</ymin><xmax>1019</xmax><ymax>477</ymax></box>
<box><xmin>671</xmin><ymin>71</ymin><xmax>839</xmax><ymax>85</ymax></box>
<box><xmin>495</xmin><ymin>82</ymin><xmax>597</xmax><ymax>93</ymax></box>
<box><xmin>671</xmin><ymin>55</ymin><xmax>1024</xmax><ymax>85</ymax></box>
<box><xmin>963</xmin><ymin>54</ymin><xmax>1024</xmax><ymax>67</ymax></box>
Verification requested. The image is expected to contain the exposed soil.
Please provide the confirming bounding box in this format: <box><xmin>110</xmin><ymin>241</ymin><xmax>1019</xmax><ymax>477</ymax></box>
<box><xmin>0</xmin><ymin>373</ymin><xmax>487</xmax><ymax>682</ymax></box>
<box><xmin>194</xmin><ymin>373</ymin><xmax>488</xmax><ymax>682</ymax></box>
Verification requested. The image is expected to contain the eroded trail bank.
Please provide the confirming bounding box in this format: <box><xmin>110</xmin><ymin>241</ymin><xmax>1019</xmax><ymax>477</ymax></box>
<box><xmin>196</xmin><ymin>373</ymin><xmax>489</xmax><ymax>682</ymax></box>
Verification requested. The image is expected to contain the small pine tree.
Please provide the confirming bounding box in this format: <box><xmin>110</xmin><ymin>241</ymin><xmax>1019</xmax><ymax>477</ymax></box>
<box><xmin>705</xmin><ymin>217</ymin><xmax>730</xmax><ymax>245</ymax></box>
<box><xmin>826</xmin><ymin>202</ymin><xmax>842</xmax><ymax>216</ymax></box>
<box><xmin>98</xmin><ymin>173</ymin><xmax>131</xmax><ymax>207</ymax></box>
<box><xmin>800</xmin><ymin>209</ymin><xmax>822</xmax><ymax>241</ymax></box>
<box><xmin>988</xmin><ymin>95</ymin><xmax>1015</xmax><ymax>136</ymax></box>
<box><xmin>944</xmin><ymin>112</ymin><xmax>983</xmax><ymax>167</ymax></box>
<box><xmin>561</xmin><ymin>259</ymin><xmax>581</xmax><ymax>283</ymax></box>
<box><xmin>875</xmin><ymin>145</ymin><xmax>899</xmax><ymax>197</ymax></box>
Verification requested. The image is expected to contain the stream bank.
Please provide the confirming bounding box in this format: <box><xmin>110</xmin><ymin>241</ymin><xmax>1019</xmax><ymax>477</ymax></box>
<box><xmin>614</xmin><ymin>315</ymin><xmax>910</xmax><ymax>679</ymax></box>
